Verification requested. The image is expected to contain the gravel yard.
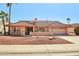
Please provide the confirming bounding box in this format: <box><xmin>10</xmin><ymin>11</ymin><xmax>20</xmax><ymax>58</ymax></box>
<box><xmin>0</xmin><ymin>36</ymin><xmax>73</xmax><ymax>45</ymax></box>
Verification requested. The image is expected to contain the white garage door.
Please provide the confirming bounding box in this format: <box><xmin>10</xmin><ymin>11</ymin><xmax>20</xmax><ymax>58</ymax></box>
<box><xmin>50</xmin><ymin>29</ymin><xmax>66</xmax><ymax>34</ymax></box>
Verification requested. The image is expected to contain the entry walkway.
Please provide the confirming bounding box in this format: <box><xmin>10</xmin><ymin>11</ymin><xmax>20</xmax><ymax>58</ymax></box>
<box><xmin>0</xmin><ymin>36</ymin><xmax>79</xmax><ymax>55</ymax></box>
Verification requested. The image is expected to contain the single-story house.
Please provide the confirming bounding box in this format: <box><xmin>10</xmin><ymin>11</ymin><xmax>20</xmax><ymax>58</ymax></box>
<box><xmin>0</xmin><ymin>19</ymin><xmax>8</xmax><ymax>34</ymax></box>
<box><xmin>5</xmin><ymin>18</ymin><xmax>79</xmax><ymax>36</ymax></box>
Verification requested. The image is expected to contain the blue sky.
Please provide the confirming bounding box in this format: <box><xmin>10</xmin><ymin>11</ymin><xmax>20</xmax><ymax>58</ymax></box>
<box><xmin>0</xmin><ymin>3</ymin><xmax>79</xmax><ymax>24</ymax></box>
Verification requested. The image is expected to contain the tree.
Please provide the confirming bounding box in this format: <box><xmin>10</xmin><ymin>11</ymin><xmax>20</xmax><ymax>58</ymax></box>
<box><xmin>0</xmin><ymin>10</ymin><xmax>8</xmax><ymax>35</ymax></box>
<box><xmin>66</xmin><ymin>18</ymin><xmax>71</xmax><ymax>34</ymax></box>
<box><xmin>66</xmin><ymin>17</ymin><xmax>71</xmax><ymax>25</ymax></box>
<box><xmin>74</xmin><ymin>26</ymin><xmax>79</xmax><ymax>35</ymax></box>
<box><xmin>6</xmin><ymin>3</ymin><xmax>12</xmax><ymax>35</ymax></box>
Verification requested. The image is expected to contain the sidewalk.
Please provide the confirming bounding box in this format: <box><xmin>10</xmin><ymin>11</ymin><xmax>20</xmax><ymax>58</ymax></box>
<box><xmin>0</xmin><ymin>36</ymin><xmax>79</xmax><ymax>55</ymax></box>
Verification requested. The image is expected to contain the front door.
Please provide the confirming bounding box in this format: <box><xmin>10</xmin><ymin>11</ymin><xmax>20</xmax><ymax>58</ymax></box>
<box><xmin>25</xmin><ymin>27</ymin><xmax>33</xmax><ymax>35</ymax></box>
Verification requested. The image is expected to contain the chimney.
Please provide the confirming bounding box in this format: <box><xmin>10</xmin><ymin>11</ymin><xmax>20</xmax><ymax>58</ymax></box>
<box><xmin>33</xmin><ymin>18</ymin><xmax>38</xmax><ymax>26</ymax></box>
<box><xmin>34</xmin><ymin>17</ymin><xmax>38</xmax><ymax>21</ymax></box>
<box><xmin>34</xmin><ymin>17</ymin><xmax>38</xmax><ymax>23</ymax></box>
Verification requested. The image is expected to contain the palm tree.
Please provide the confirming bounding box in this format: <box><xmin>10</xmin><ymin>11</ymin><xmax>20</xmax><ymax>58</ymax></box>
<box><xmin>66</xmin><ymin>17</ymin><xmax>71</xmax><ymax>34</ymax></box>
<box><xmin>0</xmin><ymin>10</ymin><xmax>8</xmax><ymax>35</ymax></box>
<box><xmin>66</xmin><ymin>17</ymin><xmax>71</xmax><ymax>25</ymax></box>
<box><xmin>6</xmin><ymin>3</ymin><xmax>12</xmax><ymax>35</ymax></box>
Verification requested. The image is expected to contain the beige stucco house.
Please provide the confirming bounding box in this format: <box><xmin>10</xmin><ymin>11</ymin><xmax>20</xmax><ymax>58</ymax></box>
<box><xmin>0</xmin><ymin>19</ymin><xmax>8</xmax><ymax>35</ymax></box>
<box><xmin>5</xmin><ymin>18</ymin><xmax>79</xmax><ymax>36</ymax></box>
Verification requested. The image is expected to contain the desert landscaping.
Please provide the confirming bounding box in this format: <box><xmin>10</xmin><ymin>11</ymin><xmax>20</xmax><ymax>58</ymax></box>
<box><xmin>0</xmin><ymin>36</ymin><xmax>73</xmax><ymax>45</ymax></box>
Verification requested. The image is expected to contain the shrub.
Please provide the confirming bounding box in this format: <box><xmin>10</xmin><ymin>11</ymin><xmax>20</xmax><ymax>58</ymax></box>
<box><xmin>74</xmin><ymin>26</ymin><xmax>79</xmax><ymax>35</ymax></box>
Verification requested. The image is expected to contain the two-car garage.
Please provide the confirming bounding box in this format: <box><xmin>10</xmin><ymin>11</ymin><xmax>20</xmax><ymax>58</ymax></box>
<box><xmin>49</xmin><ymin>28</ymin><xmax>66</xmax><ymax>35</ymax></box>
<box><xmin>49</xmin><ymin>23</ymin><xmax>66</xmax><ymax>35</ymax></box>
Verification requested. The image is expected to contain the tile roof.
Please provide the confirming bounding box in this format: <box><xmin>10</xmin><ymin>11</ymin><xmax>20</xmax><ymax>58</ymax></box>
<box><xmin>10</xmin><ymin>21</ymin><xmax>34</xmax><ymax>26</ymax></box>
<box><xmin>35</xmin><ymin>21</ymin><xmax>65</xmax><ymax>26</ymax></box>
<box><xmin>11</xmin><ymin>20</ymin><xmax>66</xmax><ymax>27</ymax></box>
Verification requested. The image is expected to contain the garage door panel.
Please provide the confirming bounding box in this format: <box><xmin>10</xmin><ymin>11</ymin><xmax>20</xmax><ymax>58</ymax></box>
<box><xmin>50</xmin><ymin>29</ymin><xmax>65</xmax><ymax>34</ymax></box>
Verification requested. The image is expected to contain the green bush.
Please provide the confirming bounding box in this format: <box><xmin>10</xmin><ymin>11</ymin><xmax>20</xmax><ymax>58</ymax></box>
<box><xmin>74</xmin><ymin>26</ymin><xmax>79</xmax><ymax>35</ymax></box>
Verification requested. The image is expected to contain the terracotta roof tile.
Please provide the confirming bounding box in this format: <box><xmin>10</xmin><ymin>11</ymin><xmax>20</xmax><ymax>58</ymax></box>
<box><xmin>9</xmin><ymin>21</ymin><xmax>67</xmax><ymax>27</ymax></box>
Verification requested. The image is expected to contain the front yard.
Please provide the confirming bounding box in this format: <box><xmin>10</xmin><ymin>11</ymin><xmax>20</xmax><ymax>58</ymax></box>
<box><xmin>0</xmin><ymin>36</ymin><xmax>78</xmax><ymax>55</ymax></box>
<box><xmin>0</xmin><ymin>36</ymin><xmax>73</xmax><ymax>45</ymax></box>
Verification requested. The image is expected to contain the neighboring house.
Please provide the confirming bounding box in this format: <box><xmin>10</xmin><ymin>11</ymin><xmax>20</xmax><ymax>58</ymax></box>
<box><xmin>0</xmin><ymin>19</ymin><xmax>8</xmax><ymax>35</ymax></box>
<box><xmin>0</xmin><ymin>19</ymin><xmax>4</xmax><ymax>34</ymax></box>
<box><xmin>5</xmin><ymin>18</ymin><xmax>79</xmax><ymax>36</ymax></box>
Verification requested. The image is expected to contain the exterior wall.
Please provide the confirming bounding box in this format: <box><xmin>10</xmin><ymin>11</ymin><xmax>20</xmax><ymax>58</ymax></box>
<box><xmin>9</xmin><ymin>23</ymin><xmax>77</xmax><ymax>36</ymax></box>
<box><xmin>33</xmin><ymin>26</ymin><xmax>38</xmax><ymax>32</ymax></box>
<box><xmin>33</xmin><ymin>26</ymin><xmax>35</xmax><ymax>32</ymax></box>
<box><xmin>10</xmin><ymin>26</ymin><xmax>67</xmax><ymax>36</ymax></box>
<box><xmin>20</xmin><ymin>27</ymin><xmax>25</xmax><ymax>36</ymax></box>
<box><xmin>49</xmin><ymin>28</ymin><xmax>66</xmax><ymax>35</ymax></box>
<box><xmin>30</xmin><ymin>32</ymin><xmax>53</xmax><ymax>36</ymax></box>
<box><xmin>45</xmin><ymin>27</ymin><xmax>49</xmax><ymax>32</ymax></box>
<box><xmin>10</xmin><ymin>27</ymin><xmax>18</xmax><ymax>35</ymax></box>
<box><xmin>10</xmin><ymin>27</ymin><xmax>13</xmax><ymax>35</ymax></box>
<box><xmin>30</xmin><ymin>27</ymin><xmax>67</xmax><ymax>36</ymax></box>
<box><xmin>10</xmin><ymin>26</ymin><xmax>25</xmax><ymax>36</ymax></box>
<box><xmin>10</xmin><ymin>26</ymin><xmax>76</xmax><ymax>36</ymax></box>
<box><xmin>34</xmin><ymin>26</ymin><xmax>49</xmax><ymax>32</ymax></box>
